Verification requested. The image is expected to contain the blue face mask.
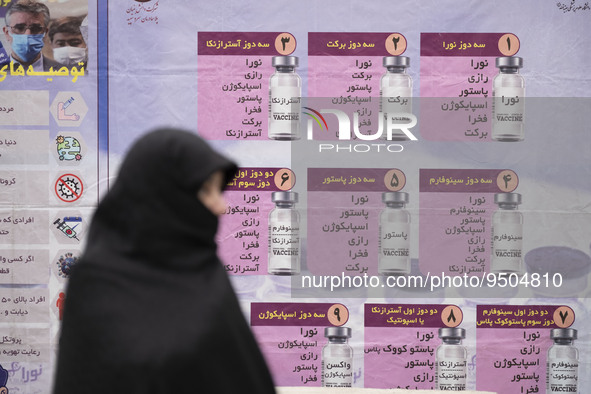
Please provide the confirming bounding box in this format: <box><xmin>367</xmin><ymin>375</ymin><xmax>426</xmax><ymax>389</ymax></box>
<box><xmin>10</xmin><ymin>33</ymin><xmax>45</xmax><ymax>63</ymax></box>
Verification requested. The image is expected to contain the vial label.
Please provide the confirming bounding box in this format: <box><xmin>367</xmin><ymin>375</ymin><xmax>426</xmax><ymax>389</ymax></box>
<box><xmin>436</xmin><ymin>357</ymin><xmax>467</xmax><ymax>390</ymax></box>
<box><xmin>492</xmin><ymin>87</ymin><xmax>525</xmax><ymax>140</ymax></box>
<box><xmin>381</xmin><ymin>87</ymin><xmax>412</xmax><ymax>112</ymax></box>
<box><xmin>491</xmin><ymin>223</ymin><xmax>522</xmax><ymax>272</ymax></box>
<box><xmin>268</xmin><ymin>220</ymin><xmax>300</xmax><ymax>272</ymax></box>
<box><xmin>381</xmin><ymin>87</ymin><xmax>412</xmax><ymax>138</ymax></box>
<box><xmin>547</xmin><ymin>358</ymin><xmax>578</xmax><ymax>393</ymax></box>
<box><xmin>378</xmin><ymin>222</ymin><xmax>410</xmax><ymax>273</ymax></box>
<box><xmin>269</xmin><ymin>86</ymin><xmax>300</xmax><ymax>138</ymax></box>
<box><xmin>322</xmin><ymin>357</ymin><xmax>353</xmax><ymax>387</ymax></box>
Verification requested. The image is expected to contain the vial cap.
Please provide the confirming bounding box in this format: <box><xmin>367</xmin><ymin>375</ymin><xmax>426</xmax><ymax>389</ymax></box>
<box><xmin>324</xmin><ymin>326</ymin><xmax>352</xmax><ymax>338</ymax></box>
<box><xmin>496</xmin><ymin>56</ymin><xmax>523</xmax><ymax>69</ymax></box>
<box><xmin>382</xmin><ymin>192</ymin><xmax>409</xmax><ymax>204</ymax></box>
<box><xmin>383</xmin><ymin>56</ymin><xmax>410</xmax><ymax>68</ymax></box>
<box><xmin>272</xmin><ymin>56</ymin><xmax>298</xmax><ymax>68</ymax></box>
<box><xmin>551</xmin><ymin>328</ymin><xmax>577</xmax><ymax>340</ymax></box>
<box><xmin>525</xmin><ymin>246</ymin><xmax>591</xmax><ymax>278</ymax></box>
<box><xmin>438</xmin><ymin>327</ymin><xmax>466</xmax><ymax>339</ymax></box>
<box><xmin>494</xmin><ymin>192</ymin><xmax>521</xmax><ymax>205</ymax></box>
<box><xmin>271</xmin><ymin>191</ymin><xmax>298</xmax><ymax>203</ymax></box>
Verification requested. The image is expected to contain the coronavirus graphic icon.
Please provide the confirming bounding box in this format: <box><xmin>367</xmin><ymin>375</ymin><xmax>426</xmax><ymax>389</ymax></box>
<box><xmin>55</xmin><ymin>174</ymin><xmax>84</xmax><ymax>202</ymax></box>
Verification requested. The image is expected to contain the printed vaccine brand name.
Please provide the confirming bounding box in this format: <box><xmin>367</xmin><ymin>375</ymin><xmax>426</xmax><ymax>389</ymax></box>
<box><xmin>305</xmin><ymin>108</ymin><xmax>418</xmax><ymax>141</ymax></box>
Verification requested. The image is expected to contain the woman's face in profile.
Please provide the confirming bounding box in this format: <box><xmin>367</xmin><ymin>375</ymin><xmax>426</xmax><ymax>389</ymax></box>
<box><xmin>197</xmin><ymin>171</ymin><xmax>227</xmax><ymax>216</ymax></box>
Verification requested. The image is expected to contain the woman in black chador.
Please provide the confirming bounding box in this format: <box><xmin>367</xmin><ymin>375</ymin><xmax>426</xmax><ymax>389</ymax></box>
<box><xmin>53</xmin><ymin>128</ymin><xmax>276</xmax><ymax>393</ymax></box>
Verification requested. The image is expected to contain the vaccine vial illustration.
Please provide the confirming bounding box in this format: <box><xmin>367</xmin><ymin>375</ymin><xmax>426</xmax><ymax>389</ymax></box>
<box><xmin>547</xmin><ymin>328</ymin><xmax>578</xmax><ymax>394</ymax></box>
<box><xmin>322</xmin><ymin>326</ymin><xmax>353</xmax><ymax>388</ymax></box>
<box><xmin>380</xmin><ymin>56</ymin><xmax>412</xmax><ymax>140</ymax></box>
<box><xmin>268</xmin><ymin>56</ymin><xmax>301</xmax><ymax>140</ymax></box>
<box><xmin>378</xmin><ymin>192</ymin><xmax>411</xmax><ymax>275</ymax></box>
<box><xmin>492</xmin><ymin>56</ymin><xmax>525</xmax><ymax>141</ymax></box>
<box><xmin>491</xmin><ymin>192</ymin><xmax>523</xmax><ymax>273</ymax></box>
<box><xmin>436</xmin><ymin>327</ymin><xmax>467</xmax><ymax>391</ymax></box>
<box><xmin>268</xmin><ymin>191</ymin><xmax>300</xmax><ymax>275</ymax></box>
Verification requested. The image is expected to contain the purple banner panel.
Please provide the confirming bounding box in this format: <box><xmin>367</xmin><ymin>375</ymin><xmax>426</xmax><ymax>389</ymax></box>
<box><xmin>308</xmin><ymin>168</ymin><xmax>393</xmax><ymax>192</ymax></box>
<box><xmin>226</xmin><ymin>167</ymin><xmax>290</xmax><ymax>192</ymax></box>
<box><xmin>198</xmin><ymin>32</ymin><xmax>292</xmax><ymax>55</ymax></box>
<box><xmin>419</xmin><ymin>169</ymin><xmax>513</xmax><ymax>193</ymax></box>
<box><xmin>309</xmin><ymin>32</ymin><xmax>396</xmax><ymax>56</ymax></box>
<box><xmin>251</xmin><ymin>302</ymin><xmax>341</xmax><ymax>327</ymax></box>
<box><xmin>476</xmin><ymin>327</ymin><xmax>552</xmax><ymax>393</ymax></box>
<box><xmin>365</xmin><ymin>304</ymin><xmax>462</xmax><ymax>328</ymax></box>
<box><xmin>421</xmin><ymin>33</ymin><xmax>512</xmax><ymax>57</ymax></box>
<box><xmin>476</xmin><ymin>305</ymin><xmax>570</xmax><ymax>329</ymax></box>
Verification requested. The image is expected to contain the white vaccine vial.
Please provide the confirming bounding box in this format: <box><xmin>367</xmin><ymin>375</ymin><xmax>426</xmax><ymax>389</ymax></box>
<box><xmin>547</xmin><ymin>328</ymin><xmax>579</xmax><ymax>394</ymax></box>
<box><xmin>491</xmin><ymin>192</ymin><xmax>523</xmax><ymax>273</ymax></box>
<box><xmin>268</xmin><ymin>191</ymin><xmax>300</xmax><ymax>275</ymax></box>
<box><xmin>436</xmin><ymin>327</ymin><xmax>467</xmax><ymax>391</ymax></box>
<box><xmin>322</xmin><ymin>326</ymin><xmax>353</xmax><ymax>388</ymax></box>
<box><xmin>492</xmin><ymin>56</ymin><xmax>525</xmax><ymax>141</ymax></box>
<box><xmin>380</xmin><ymin>56</ymin><xmax>412</xmax><ymax>140</ymax></box>
<box><xmin>378</xmin><ymin>192</ymin><xmax>411</xmax><ymax>275</ymax></box>
<box><xmin>268</xmin><ymin>56</ymin><xmax>301</xmax><ymax>140</ymax></box>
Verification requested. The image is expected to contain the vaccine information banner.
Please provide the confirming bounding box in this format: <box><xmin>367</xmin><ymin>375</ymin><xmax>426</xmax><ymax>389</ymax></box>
<box><xmin>0</xmin><ymin>0</ymin><xmax>590</xmax><ymax>392</ymax></box>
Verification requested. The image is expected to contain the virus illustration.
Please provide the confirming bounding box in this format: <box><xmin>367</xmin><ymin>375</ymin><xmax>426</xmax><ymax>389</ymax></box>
<box><xmin>57</xmin><ymin>253</ymin><xmax>79</xmax><ymax>278</ymax></box>
<box><xmin>58</xmin><ymin>177</ymin><xmax>81</xmax><ymax>199</ymax></box>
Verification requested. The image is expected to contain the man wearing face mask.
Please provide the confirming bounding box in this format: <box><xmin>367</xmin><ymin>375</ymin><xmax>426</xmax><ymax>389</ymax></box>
<box><xmin>2</xmin><ymin>0</ymin><xmax>65</xmax><ymax>72</ymax></box>
<box><xmin>49</xmin><ymin>15</ymin><xmax>87</xmax><ymax>69</ymax></box>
